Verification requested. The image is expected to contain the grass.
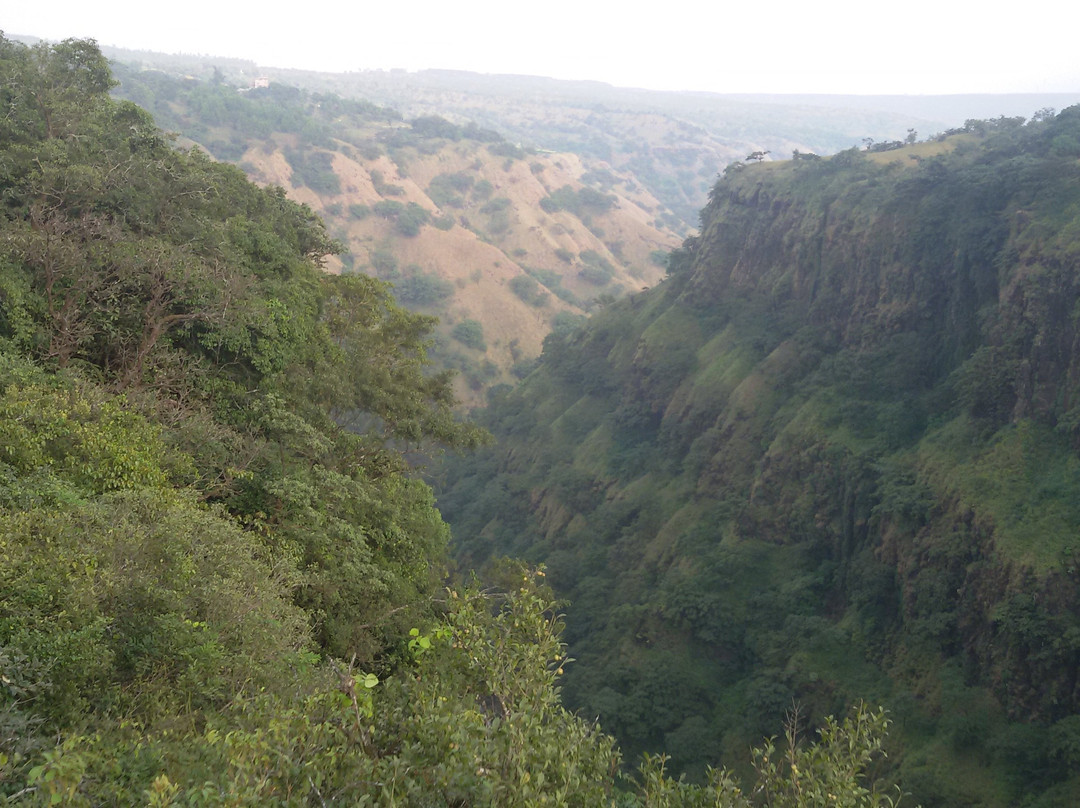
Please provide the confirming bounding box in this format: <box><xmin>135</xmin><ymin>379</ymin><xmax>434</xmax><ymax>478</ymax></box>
<box><xmin>917</xmin><ymin>417</ymin><xmax>1080</xmax><ymax>571</ymax></box>
<box><xmin>864</xmin><ymin>134</ymin><xmax>973</xmax><ymax>167</ymax></box>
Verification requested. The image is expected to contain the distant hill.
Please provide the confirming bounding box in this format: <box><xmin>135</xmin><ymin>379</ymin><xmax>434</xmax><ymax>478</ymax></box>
<box><xmin>97</xmin><ymin>41</ymin><xmax>1076</xmax><ymax>231</ymax></box>
<box><xmin>96</xmin><ymin>43</ymin><xmax>1080</xmax><ymax>408</ymax></box>
<box><xmin>109</xmin><ymin>63</ymin><xmax>679</xmax><ymax>404</ymax></box>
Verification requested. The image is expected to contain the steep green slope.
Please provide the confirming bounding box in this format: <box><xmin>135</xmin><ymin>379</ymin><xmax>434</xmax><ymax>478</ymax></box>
<box><xmin>438</xmin><ymin>110</ymin><xmax>1080</xmax><ymax>806</ymax></box>
<box><xmin>0</xmin><ymin>36</ymin><xmax>918</xmax><ymax>806</ymax></box>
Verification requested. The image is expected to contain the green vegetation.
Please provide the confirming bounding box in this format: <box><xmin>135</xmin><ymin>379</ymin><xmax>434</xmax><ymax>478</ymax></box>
<box><xmin>510</xmin><ymin>274</ymin><xmax>550</xmax><ymax>307</ymax></box>
<box><xmin>285</xmin><ymin>147</ymin><xmax>341</xmax><ymax>194</ymax></box>
<box><xmin>427</xmin><ymin>171</ymin><xmax>475</xmax><ymax>208</ymax></box>
<box><xmin>371</xmin><ymin>169</ymin><xmax>406</xmax><ymax>196</ymax></box>
<box><xmin>540</xmin><ymin>184</ymin><xmax>617</xmax><ymax>217</ymax></box>
<box><xmin>112</xmin><ymin>62</ymin><xmax>398</xmax><ymax>150</ymax></box>
<box><xmin>393</xmin><ymin>270</ymin><xmax>455</xmax><ymax>305</ymax></box>
<box><xmin>526</xmin><ymin>267</ymin><xmax>580</xmax><ymax>306</ymax></box>
<box><xmin>452</xmin><ymin>318</ymin><xmax>487</xmax><ymax>351</ymax></box>
<box><xmin>439</xmin><ymin>108</ymin><xmax>1080</xmax><ymax>806</ymax></box>
<box><xmin>396</xmin><ymin>202</ymin><xmax>432</xmax><ymax>236</ymax></box>
<box><xmin>488</xmin><ymin>140</ymin><xmax>527</xmax><ymax>159</ymax></box>
<box><xmin>371</xmin><ymin>200</ymin><xmax>432</xmax><ymax>236</ymax></box>
<box><xmin>649</xmin><ymin>248</ymin><xmax>670</xmax><ymax>267</ymax></box>
<box><xmin>409</xmin><ymin>115</ymin><xmax>503</xmax><ymax>143</ymax></box>
<box><xmin>578</xmin><ymin>249</ymin><xmax>616</xmax><ymax>285</ymax></box>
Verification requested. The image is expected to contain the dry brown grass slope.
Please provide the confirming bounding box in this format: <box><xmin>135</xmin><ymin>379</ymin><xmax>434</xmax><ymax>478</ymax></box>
<box><xmin>239</xmin><ymin>137</ymin><xmax>679</xmax><ymax>405</ymax></box>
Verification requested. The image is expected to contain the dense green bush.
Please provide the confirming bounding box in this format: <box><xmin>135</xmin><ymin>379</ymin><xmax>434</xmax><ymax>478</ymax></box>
<box><xmin>285</xmin><ymin>147</ymin><xmax>341</xmax><ymax>194</ymax></box>
<box><xmin>452</xmin><ymin>318</ymin><xmax>487</xmax><ymax>350</ymax></box>
<box><xmin>540</xmin><ymin>185</ymin><xmax>616</xmax><ymax>217</ymax></box>
<box><xmin>510</xmin><ymin>274</ymin><xmax>550</xmax><ymax>307</ymax></box>
<box><xmin>395</xmin><ymin>271</ymin><xmax>455</xmax><ymax>305</ymax></box>
<box><xmin>427</xmin><ymin>171</ymin><xmax>474</xmax><ymax>208</ymax></box>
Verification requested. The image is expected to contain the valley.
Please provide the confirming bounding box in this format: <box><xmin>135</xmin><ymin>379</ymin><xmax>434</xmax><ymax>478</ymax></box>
<box><xmin>438</xmin><ymin>114</ymin><xmax>1080</xmax><ymax>805</ymax></box>
<box><xmin>2</xmin><ymin>32</ymin><xmax>1080</xmax><ymax>806</ymax></box>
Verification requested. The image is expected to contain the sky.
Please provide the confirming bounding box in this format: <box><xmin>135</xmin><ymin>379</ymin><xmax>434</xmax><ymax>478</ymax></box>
<box><xmin>4</xmin><ymin>1</ymin><xmax>1079</xmax><ymax>96</ymax></box>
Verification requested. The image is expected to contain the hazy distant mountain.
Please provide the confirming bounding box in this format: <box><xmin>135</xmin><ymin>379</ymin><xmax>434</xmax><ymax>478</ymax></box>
<box><xmin>99</xmin><ymin>39</ymin><xmax>1078</xmax><ymax>232</ymax></box>
<box><xmin>109</xmin><ymin>61</ymin><xmax>679</xmax><ymax>405</ymax></box>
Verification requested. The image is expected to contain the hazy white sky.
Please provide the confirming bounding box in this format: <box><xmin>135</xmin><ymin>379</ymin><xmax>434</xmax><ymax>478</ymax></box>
<box><xmin>5</xmin><ymin>1</ymin><xmax>1079</xmax><ymax>95</ymax></box>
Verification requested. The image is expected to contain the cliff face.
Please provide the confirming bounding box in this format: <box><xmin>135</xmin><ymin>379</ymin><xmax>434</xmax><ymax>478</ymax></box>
<box><xmin>688</xmin><ymin>130</ymin><xmax>1080</xmax><ymax>428</ymax></box>
<box><xmin>438</xmin><ymin>109</ymin><xmax>1080</xmax><ymax>805</ymax></box>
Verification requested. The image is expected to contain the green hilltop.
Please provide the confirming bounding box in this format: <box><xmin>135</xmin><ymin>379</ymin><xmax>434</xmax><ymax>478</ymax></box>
<box><xmin>104</xmin><ymin>59</ymin><xmax>679</xmax><ymax>407</ymax></box>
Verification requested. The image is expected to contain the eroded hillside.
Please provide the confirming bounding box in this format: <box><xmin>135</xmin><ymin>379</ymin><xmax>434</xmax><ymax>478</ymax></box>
<box><xmin>111</xmin><ymin>65</ymin><xmax>679</xmax><ymax>404</ymax></box>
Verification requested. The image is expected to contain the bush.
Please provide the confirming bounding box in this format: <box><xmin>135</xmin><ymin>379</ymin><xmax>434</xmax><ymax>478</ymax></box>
<box><xmin>427</xmin><ymin>172</ymin><xmax>474</xmax><ymax>208</ymax></box>
<box><xmin>410</xmin><ymin>115</ymin><xmax>462</xmax><ymax>140</ymax></box>
<box><xmin>371</xmin><ymin>169</ymin><xmax>405</xmax><ymax>196</ymax></box>
<box><xmin>395</xmin><ymin>272</ymin><xmax>454</xmax><ymax>305</ymax></box>
<box><xmin>284</xmin><ymin>148</ymin><xmax>340</xmax><ymax>195</ymax></box>
<box><xmin>369</xmin><ymin>248</ymin><xmax>398</xmax><ymax>276</ymax></box>
<box><xmin>395</xmin><ymin>203</ymin><xmax>431</xmax><ymax>236</ymax></box>
<box><xmin>551</xmin><ymin>311</ymin><xmax>586</xmax><ymax>336</ymax></box>
<box><xmin>540</xmin><ymin>186</ymin><xmax>615</xmax><ymax>217</ymax></box>
<box><xmin>509</xmin><ymin>275</ymin><xmax>549</xmax><ymax>307</ymax></box>
<box><xmin>487</xmin><ymin>209</ymin><xmax>511</xmax><ymax>235</ymax></box>
<box><xmin>488</xmin><ymin>141</ymin><xmax>526</xmax><ymax>159</ymax></box>
<box><xmin>472</xmin><ymin>179</ymin><xmax>494</xmax><ymax>201</ymax></box>
<box><xmin>452</xmin><ymin>319</ymin><xmax>486</xmax><ymax>351</ymax></box>
<box><xmin>373</xmin><ymin>199</ymin><xmax>405</xmax><ymax>218</ymax></box>
<box><xmin>579</xmin><ymin>265</ymin><xmax>613</xmax><ymax>285</ymax></box>
<box><xmin>480</xmin><ymin>197</ymin><xmax>512</xmax><ymax>214</ymax></box>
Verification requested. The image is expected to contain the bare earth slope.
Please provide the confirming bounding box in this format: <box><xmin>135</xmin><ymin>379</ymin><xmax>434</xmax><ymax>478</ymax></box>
<box><xmin>241</xmin><ymin>133</ymin><xmax>677</xmax><ymax>405</ymax></box>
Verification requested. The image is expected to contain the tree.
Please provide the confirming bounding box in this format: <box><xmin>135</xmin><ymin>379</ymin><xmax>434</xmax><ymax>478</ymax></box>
<box><xmin>0</xmin><ymin>36</ymin><xmax>114</xmax><ymax>141</ymax></box>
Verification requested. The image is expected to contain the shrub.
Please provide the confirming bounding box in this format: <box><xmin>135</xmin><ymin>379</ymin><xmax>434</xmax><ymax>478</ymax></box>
<box><xmin>487</xmin><ymin>210</ymin><xmax>511</xmax><ymax>235</ymax></box>
<box><xmin>488</xmin><ymin>141</ymin><xmax>525</xmax><ymax>159</ymax></box>
<box><xmin>480</xmin><ymin>197</ymin><xmax>512</xmax><ymax>214</ymax></box>
<box><xmin>396</xmin><ymin>272</ymin><xmax>454</xmax><ymax>305</ymax></box>
<box><xmin>369</xmin><ymin>248</ymin><xmax>398</xmax><ymax>276</ymax></box>
<box><xmin>395</xmin><ymin>203</ymin><xmax>431</xmax><ymax>236</ymax></box>
<box><xmin>579</xmin><ymin>265</ymin><xmax>613</xmax><ymax>285</ymax></box>
<box><xmin>472</xmin><ymin>179</ymin><xmax>494</xmax><ymax>200</ymax></box>
<box><xmin>452</xmin><ymin>319</ymin><xmax>486</xmax><ymax>351</ymax></box>
<box><xmin>373</xmin><ymin>199</ymin><xmax>405</xmax><ymax>218</ymax></box>
<box><xmin>509</xmin><ymin>275</ymin><xmax>549</xmax><ymax>307</ymax></box>
<box><xmin>539</xmin><ymin>186</ymin><xmax>614</xmax><ymax>217</ymax></box>
<box><xmin>427</xmin><ymin>172</ymin><xmax>474</xmax><ymax>208</ymax></box>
